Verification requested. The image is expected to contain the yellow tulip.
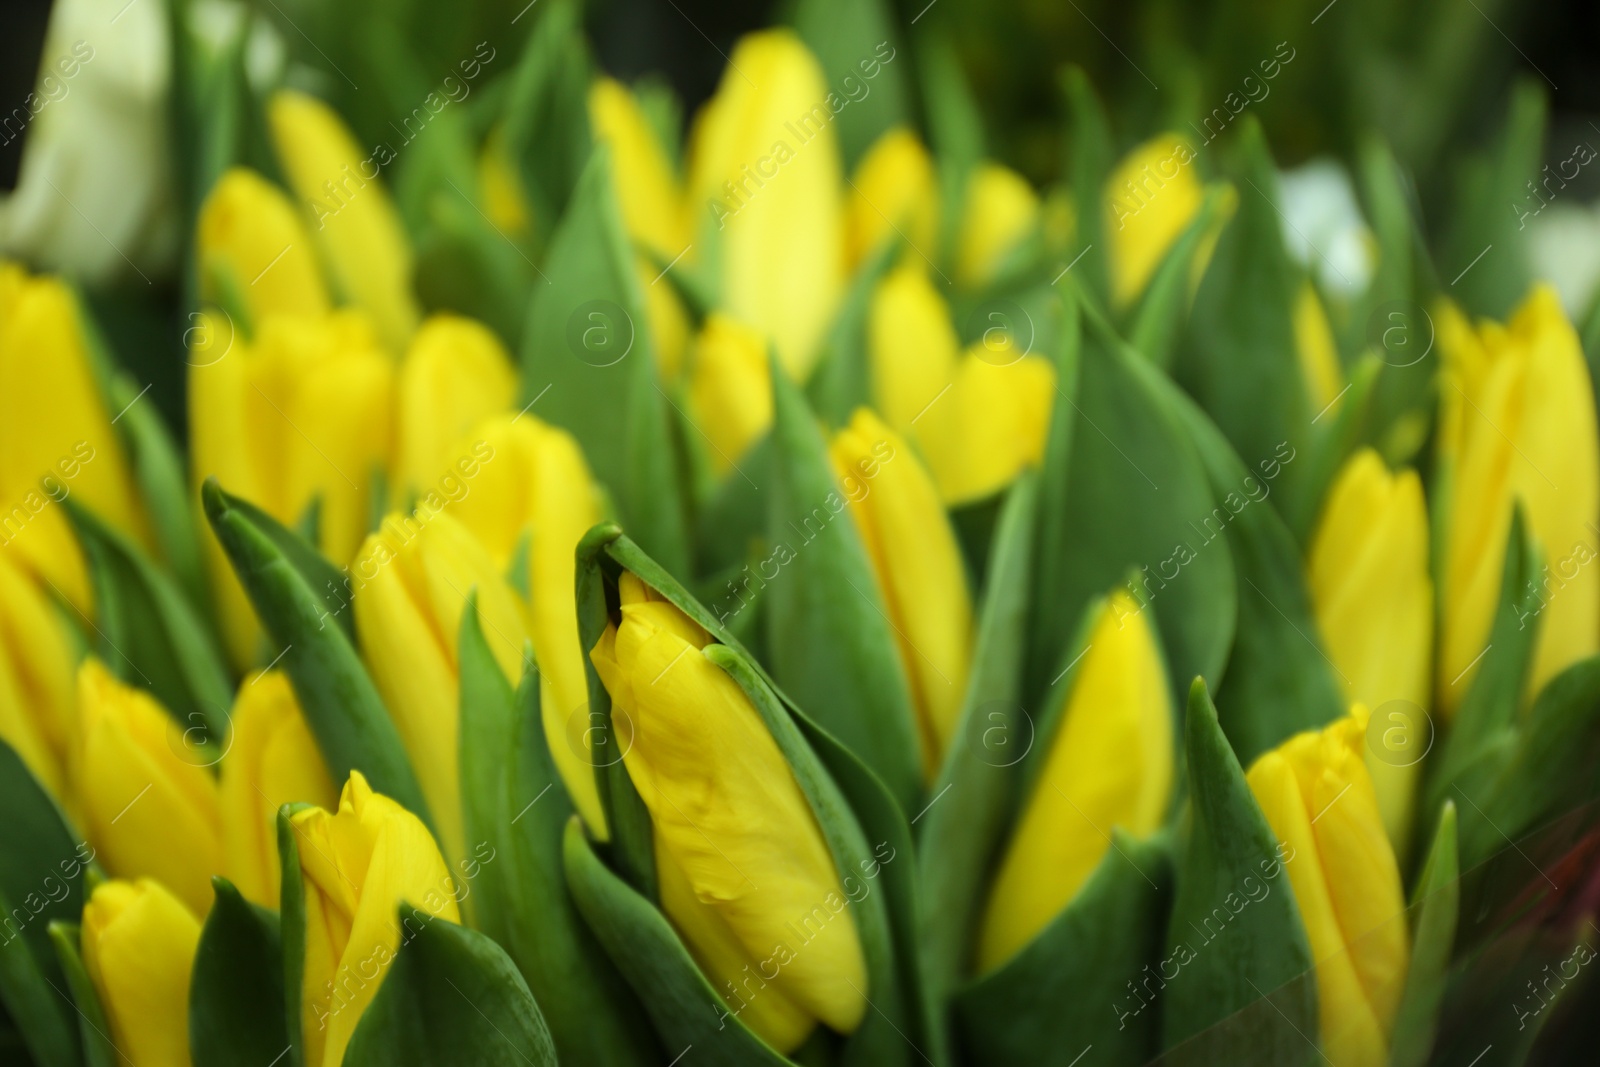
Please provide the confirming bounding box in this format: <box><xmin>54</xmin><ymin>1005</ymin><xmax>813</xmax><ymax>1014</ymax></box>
<box><xmin>394</xmin><ymin>314</ymin><xmax>517</xmax><ymax>498</ymax></box>
<box><xmin>686</xmin><ymin>30</ymin><xmax>844</xmax><ymax>380</ymax></box>
<box><xmin>640</xmin><ymin>255</ymin><xmax>692</xmax><ymax>380</ymax></box>
<box><xmin>292</xmin><ymin>771</ymin><xmax>461</xmax><ymax>1067</ymax></box>
<box><xmin>1436</xmin><ymin>285</ymin><xmax>1600</xmax><ymax>713</ymax></box>
<box><xmin>0</xmin><ymin>261</ymin><xmax>145</xmax><ymax>614</ymax></box>
<box><xmin>0</xmin><ymin>549</ymin><xmax>76</xmax><ymax>799</ymax></box>
<box><xmin>219</xmin><ymin>670</ymin><xmax>338</xmax><ymax>908</ymax></box>
<box><xmin>1307</xmin><ymin>449</ymin><xmax>1432</xmax><ymax>852</ymax></box>
<box><xmin>955</xmin><ymin>162</ymin><xmax>1039</xmax><ymax>288</ymax></box>
<box><xmin>82</xmin><ymin>878</ymin><xmax>201</xmax><ymax>1067</ymax></box>
<box><xmin>1246</xmin><ymin>707</ymin><xmax>1409</xmax><ymax>1067</ymax></box>
<box><xmin>196</xmin><ymin>167</ymin><xmax>330</xmax><ymax>326</ymax></box>
<box><xmin>267</xmin><ymin>90</ymin><xmax>420</xmax><ymax>350</ymax></box>
<box><xmin>846</xmin><ymin>127</ymin><xmax>938</xmax><ymax>269</ymax></box>
<box><xmin>866</xmin><ymin>263</ymin><xmax>1054</xmax><ymax>505</ymax></box>
<box><xmin>1296</xmin><ymin>282</ymin><xmax>1344</xmax><ymax>417</ymax></box>
<box><xmin>478</xmin><ymin>124</ymin><xmax>531</xmax><ymax>238</ymax></box>
<box><xmin>590</xmin><ymin>572</ymin><xmax>867</xmax><ymax>1051</ymax></box>
<box><xmin>189</xmin><ymin>309</ymin><xmax>394</xmax><ymax>666</ymax></box>
<box><xmin>429</xmin><ymin>414</ymin><xmax>608</xmax><ymax>836</ymax></box>
<box><xmin>590</xmin><ymin>77</ymin><xmax>688</xmax><ymax>261</ymax></box>
<box><xmin>977</xmin><ymin>591</ymin><xmax>1173</xmax><ymax>973</ymax></box>
<box><xmin>830</xmin><ymin>409</ymin><xmax>971</xmax><ymax>776</ymax></box>
<box><xmin>353</xmin><ymin>508</ymin><xmax>530</xmax><ymax>862</ymax></box>
<box><xmin>72</xmin><ymin>660</ymin><xmax>224</xmax><ymax>917</ymax></box>
<box><xmin>687</xmin><ymin>314</ymin><xmax>773</xmax><ymax>475</ymax></box>
<box><xmin>1104</xmin><ymin>134</ymin><xmax>1204</xmax><ymax>308</ymax></box>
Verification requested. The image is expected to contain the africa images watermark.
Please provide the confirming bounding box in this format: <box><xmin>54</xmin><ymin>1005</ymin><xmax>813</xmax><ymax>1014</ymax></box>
<box><xmin>1</xmin><ymin>40</ymin><xmax>94</xmax><ymax>148</ymax></box>
<box><xmin>706</xmin><ymin>40</ymin><xmax>899</xmax><ymax>230</ymax></box>
<box><xmin>0</xmin><ymin>441</ymin><xmax>98</xmax><ymax>548</ymax></box>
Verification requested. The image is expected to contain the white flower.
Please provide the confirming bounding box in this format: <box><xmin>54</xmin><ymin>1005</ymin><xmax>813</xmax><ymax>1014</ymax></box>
<box><xmin>1527</xmin><ymin>201</ymin><xmax>1600</xmax><ymax>318</ymax></box>
<box><xmin>1276</xmin><ymin>159</ymin><xmax>1375</xmax><ymax>296</ymax></box>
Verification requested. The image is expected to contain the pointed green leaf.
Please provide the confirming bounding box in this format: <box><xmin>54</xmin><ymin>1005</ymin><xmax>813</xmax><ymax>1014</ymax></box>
<box><xmin>276</xmin><ymin>805</ymin><xmax>311</xmax><ymax>1067</ymax></box>
<box><xmin>765</xmin><ymin>357</ymin><xmax>922</xmax><ymax>813</ymax></box>
<box><xmin>808</xmin><ymin>237</ymin><xmax>900</xmax><ymax>426</ymax></box>
<box><xmin>204</xmin><ymin>479</ymin><xmax>431</xmax><ymax>828</ymax></box>
<box><xmin>343</xmin><ymin>911</ymin><xmax>558</xmax><ymax>1066</ymax></box>
<box><xmin>501</xmin><ymin>0</ymin><xmax>593</xmax><ymax>233</ymax></box>
<box><xmin>789</xmin><ymin>0</ymin><xmax>909</xmax><ymax>168</ymax></box>
<box><xmin>46</xmin><ymin>923</ymin><xmax>118</xmax><ymax>1067</ymax></box>
<box><xmin>1162</xmin><ymin>680</ymin><xmax>1317</xmax><ymax>1065</ymax></box>
<box><xmin>190</xmin><ymin>878</ymin><xmax>288</xmax><ymax>1067</ymax></box>
<box><xmin>1125</xmin><ymin>184</ymin><xmax>1231</xmax><ymax>370</ymax></box>
<box><xmin>1060</xmin><ymin>66</ymin><xmax>1112</xmax><ymax>304</ymax></box>
<box><xmin>1389</xmin><ymin>802</ymin><xmax>1459</xmax><ymax>1067</ymax></box>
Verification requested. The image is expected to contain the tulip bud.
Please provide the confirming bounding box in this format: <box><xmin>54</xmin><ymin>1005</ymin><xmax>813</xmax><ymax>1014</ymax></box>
<box><xmin>1307</xmin><ymin>449</ymin><xmax>1432</xmax><ymax>853</ymax></box>
<box><xmin>955</xmin><ymin>162</ymin><xmax>1039</xmax><ymax>288</ymax></box>
<box><xmin>394</xmin><ymin>314</ymin><xmax>517</xmax><ymax>499</ymax></box>
<box><xmin>82</xmin><ymin>878</ymin><xmax>201</xmax><ymax>1067</ymax></box>
<box><xmin>590</xmin><ymin>77</ymin><xmax>689</xmax><ymax>262</ymax></box>
<box><xmin>1296</xmin><ymin>282</ymin><xmax>1345</xmax><ymax>417</ymax></box>
<box><xmin>0</xmin><ymin>549</ymin><xmax>76</xmax><ymax>799</ymax></box>
<box><xmin>292</xmin><ymin>771</ymin><xmax>461</xmax><ymax>1067</ymax></box>
<box><xmin>686</xmin><ymin>30</ymin><xmax>844</xmax><ymax>379</ymax></box>
<box><xmin>1436</xmin><ymin>285</ymin><xmax>1600</xmax><ymax>712</ymax></box>
<box><xmin>590</xmin><ymin>572</ymin><xmax>867</xmax><ymax>1052</ymax></box>
<box><xmin>219</xmin><ymin>670</ymin><xmax>338</xmax><ymax>907</ymax></box>
<box><xmin>1246</xmin><ymin>707</ymin><xmax>1409</xmax><ymax>1067</ymax></box>
<box><xmin>197</xmin><ymin>167</ymin><xmax>330</xmax><ymax>326</ymax></box>
<box><xmin>977</xmin><ymin>591</ymin><xmax>1173</xmax><ymax>973</ymax></box>
<box><xmin>477</xmin><ymin>124</ymin><xmax>531</xmax><ymax>238</ymax></box>
<box><xmin>267</xmin><ymin>90</ymin><xmax>420</xmax><ymax>350</ymax></box>
<box><xmin>687</xmin><ymin>314</ymin><xmax>773</xmax><ymax>475</ymax></box>
<box><xmin>0</xmin><ymin>261</ymin><xmax>146</xmax><ymax>614</ymax></box>
<box><xmin>72</xmin><ymin>660</ymin><xmax>224</xmax><ymax>917</ymax></box>
<box><xmin>830</xmin><ymin>409</ymin><xmax>971</xmax><ymax>776</ymax></box>
<box><xmin>353</xmin><ymin>508</ymin><xmax>531</xmax><ymax>862</ymax></box>
<box><xmin>1104</xmin><ymin>134</ymin><xmax>1204</xmax><ymax>308</ymax></box>
<box><xmin>430</xmin><ymin>415</ymin><xmax>608</xmax><ymax>836</ymax></box>
<box><xmin>847</xmin><ymin>127</ymin><xmax>938</xmax><ymax>270</ymax></box>
<box><xmin>189</xmin><ymin>309</ymin><xmax>394</xmax><ymax>666</ymax></box>
<box><xmin>866</xmin><ymin>263</ymin><xmax>1055</xmax><ymax>506</ymax></box>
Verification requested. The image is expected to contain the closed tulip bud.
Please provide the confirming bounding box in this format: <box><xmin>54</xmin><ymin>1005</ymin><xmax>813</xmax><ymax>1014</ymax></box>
<box><xmin>1246</xmin><ymin>708</ymin><xmax>1409</xmax><ymax>1067</ymax></box>
<box><xmin>1436</xmin><ymin>285</ymin><xmax>1600</xmax><ymax>713</ymax></box>
<box><xmin>590</xmin><ymin>77</ymin><xmax>689</xmax><ymax>262</ymax></box>
<box><xmin>687</xmin><ymin>30</ymin><xmax>844</xmax><ymax>380</ymax></box>
<box><xmin>1308</xmin><ymin>449</ymin><xmax>1432</xmax><ymax>853</ymax></box>
<box><xmin>0</xmin><ymin>262</ymin><xmax>146</xmax><ymax>614</ymax></box>
<box><xmin>428</xmin><ymin>415</ymin><xmax>608</xmax><ymax>836</ymax></box>
<box><xmin>394</xmin><ymin>314</ymin><xmax>517</xmax><ymax>498</ymax></box>
<box><xmin>219</xmin><ymin>671</ymin><xmax>338</xmax><ymax>907</ymax></box>
<box><xmin>197</xmin><ymin>167</ymin><xmax>330</xmax><ymax>325</ymax></box>
<box><xmin>866</xmin><ymin>263</ymin><xmax>1055</xmax><ymax>506</ymax></box>
<box><xmin>267</xmin><ymin>90</ymin><xmax>420</xmax><ymax>350</ymax></box>
<box><xmin>977</xmin><ymin>591</ymin><xmax>1173</xmax><ymax>973</ymax></box>
<box><xmin>1104</xmin><ymin>134</ymin><xmax>1205</xmax><ymax>308</ymax></box>
<box><xmin>0</xmin><ymin>550</ymin><xmax>76</xmax><ymax>799</ymax></box>
<box><xmin>687</xmin><ymin>314</ymin><xmax>773</xmax><ymax>475</ymax></box>
<box><xmin>292</xmin><ymin>771</ymin><xmax>461</xmax><ymax>1067</ymax></box>
<box><xmin>189</xmin><ymin>309</ymin><xmax>394</xmax><ymax>666</ymax></box>
<box><xmin>1296</xmin><ymin>282</ymin><xmax>1345</xmax><ymax>417</ymax></box>
<box><xmin>590</xmin><ymin>572</ymin><xmax>867</xmax><ymax>1051</ymax></box>
<box><xmin>955</xmin><ymin>162</ymin><xmax>1039</xmax><ymax>288</ymax></box>
<box><xmin>81</xmin><ymin>878</ymin><xmax>201</xmax><ymax>1067</ymax></box>
<box><xmin>847</xmin><ymin>127</ymin><xmax>938</xmax><ymax>270</ymax></box>
<box><xmin>830</xmin><ymin>409</ymin><xmax>971</xmax><ymax>776</ymax></box>
<box><xmin>72</xmin><ymin>661</ymin><xmax>224</xmax><ymax>917</ymax></box>
<box><xmin>354</xmin><ymin>508</ymin><xmax>531</xmax><ymax>862</ymax></box>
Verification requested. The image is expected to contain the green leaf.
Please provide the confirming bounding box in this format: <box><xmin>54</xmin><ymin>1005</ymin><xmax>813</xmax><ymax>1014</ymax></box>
<box><xmin>765</xmin><ymin>357</ymin><xmax>922</xmax><ymax>813</ymax></box>
<box><xmin>46</xmin><ymin>922</ymin><xmax>119</xmax><ymax>1067</ymax></box>
<box><xmin>0</xmin><ymin>741</ymin><xmax>89</xmax><ymax>1067</ymax></box>
<box><xmin>916</xmin><ymin>31</ymin><xmax>983</xmax><ymax>264</ymax></box>
<box><xmin>918</xmin><ymin>472</ymin><xmax>1038</xmax><ymax>1000</ymax></box>
<box><xmin>203</xmin><ymin>479</ymin><xmax>431</xmax><ymax>829</ymax></box>
<box><xmin>953</xmin><ymin>834</ymin><xmax>1172</xmax><ymax>1066</ymax></box>
<box><xmin>1161</xmin><ymin>680</ymin><xmax>1318</xmax><ymax>1066</ymax></box>
<box><xmin>1059</xmin><ymin>66</ymin><xmax>1113</xmax><ymax>306</ymax></box>
<box><xmin>807</xmin><ymin>237</ymin><xmax>900</xmax><ymax>426</ymax></box>
<box><xmin>1027</xmin><ymin>292</ymin><xmax>1081</xmax><ymax>695</ymax></box>
<box><xmin>213</xmin><ymin>486</ymin><xmax>357</xmax><ymax>643</ymax></box>
<box><xmin>63</xmin><ymin>497</ymin><xmax>232</xmax><ymax>738</ymax></box>
<box><xmin>457</xmin><ymin>600</ymin><xmax>656</xmax><ymax>1064</ymax></box>
<box><xmin>1125</xmin><ymin>184</ymin><xmax>1231</xmax><ymax>371</ymax></box>
<box><xmin>519</xmin><ymin>148</ymin><xmax>689</xmax><ymax>574</ymax></box>
<box><xmin>190</xmin><ymin>878</ymin><xmax>288</xmax><ymax>1067</ymax></box>
<box><xmin>1388</xmin><ymin>803</ymin><xmax>1459</xmax><ymax>1067</ymax></box>
<box><xmin>562</xmin><ymin>821</ymin><xmax>790</xmax><ymax>1066</ymax></box>
<box><xmin>788</xmin><ymin>0</ymin><xmax>909</xmax><ymax>169</ymax></box>
<box><xmin>500</xmin><ymin>0</ymin><xmax>594</xmax><ymax>235</ymax></box>
<box><xmin>343</xmin><ymin>910</ymin><xmax>558</xmax><ymax>1067</ymax></box>
<box><xmin>275</xmin><ymin>806</ymin><xmax>312</xmax><ymax>1067</ymax></box>
<box><xmin>1030</xmin><ymin>290</ymin><xmax>1236</xmax><ymax>712</ymax></box>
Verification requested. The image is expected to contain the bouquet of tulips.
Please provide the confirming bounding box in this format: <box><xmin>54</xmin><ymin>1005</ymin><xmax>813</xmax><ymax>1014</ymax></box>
<box><xmin>2</xmin><ymin>0</ymin><xmax>1598</xmax><ymax>1064</ymax></box>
